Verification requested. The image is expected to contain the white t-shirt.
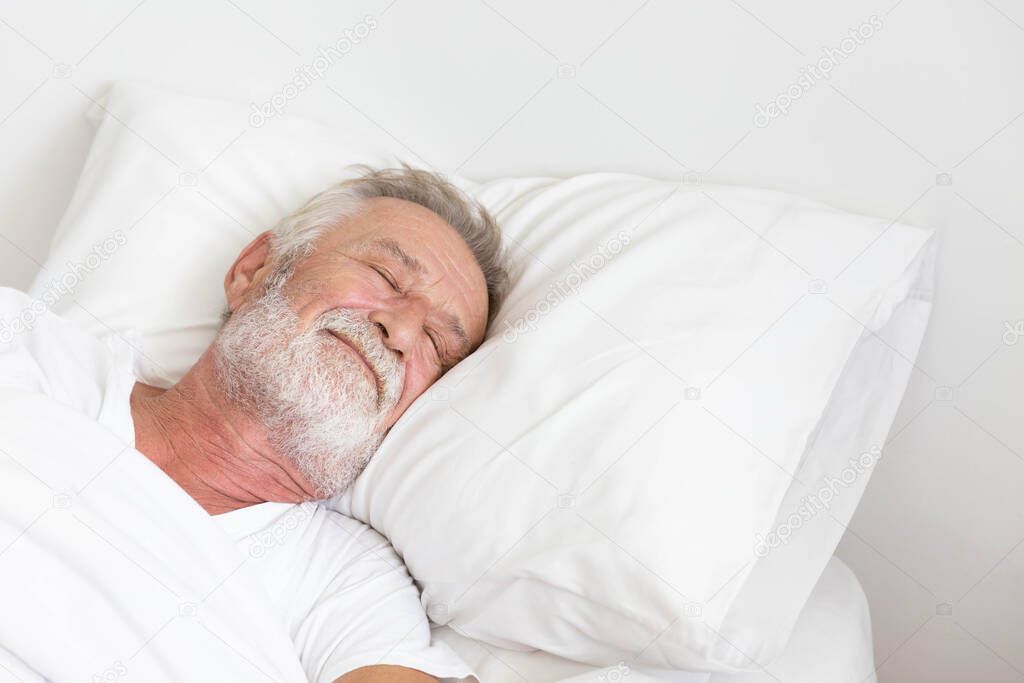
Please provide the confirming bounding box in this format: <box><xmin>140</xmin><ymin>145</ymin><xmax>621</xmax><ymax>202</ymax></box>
<box><xmin>0</xmin><ymin>286</ymin><xmax>475</xmax><ymax>683</ymax></box>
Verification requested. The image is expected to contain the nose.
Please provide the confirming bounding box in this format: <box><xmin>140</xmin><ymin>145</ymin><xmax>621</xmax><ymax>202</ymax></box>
<box><xmin>368</xmin><ymin>296</ymin><xmax>429</xmax><ymax>360</ymax></box>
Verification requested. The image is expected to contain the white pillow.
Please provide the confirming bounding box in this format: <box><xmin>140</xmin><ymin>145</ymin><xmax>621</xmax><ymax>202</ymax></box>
<box><xmin>27</xmin><ymin>81</ymin><xmax>935</xmax><ymax>672</ymax></box>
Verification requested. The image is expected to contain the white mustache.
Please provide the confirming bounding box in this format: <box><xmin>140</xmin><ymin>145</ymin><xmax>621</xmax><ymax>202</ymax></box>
<box><xmin>314</xmin><ymin>309</ymin><xmax>404</xmax><ymax>412</ymax></box>
<box><xmin>211</xmin><ymin>282</ymin><xmax>407</xmax><ymax>497</ymax></box>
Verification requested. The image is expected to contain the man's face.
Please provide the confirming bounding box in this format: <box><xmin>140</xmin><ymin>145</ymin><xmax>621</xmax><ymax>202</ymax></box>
<box><xmin>276</xmin><ymin>196</ymin><xmax>490</xmax><ymax>425</ymax></box>
<box><xmin>212</xmin><ymin>196</ymin><xmax>489</xmax><ymax>496</ymax></box>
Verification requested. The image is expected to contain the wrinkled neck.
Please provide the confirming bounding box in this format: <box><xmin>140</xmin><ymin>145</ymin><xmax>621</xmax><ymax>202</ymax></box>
<box><xmin>129</xmin><ymin>349</ymin><xmax>321</xmax><ymax>515</ymax></box>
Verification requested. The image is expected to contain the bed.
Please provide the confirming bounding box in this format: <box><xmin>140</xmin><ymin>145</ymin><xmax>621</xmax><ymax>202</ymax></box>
<box><xmin>5</xmin><ymin>73</ymin><xmax>935</xmax><ymax>681</ymax></box>
<box><xmin>433</xmin><ymin>556</ymin><xmax>876</xmax><ymax>683</ymax></box>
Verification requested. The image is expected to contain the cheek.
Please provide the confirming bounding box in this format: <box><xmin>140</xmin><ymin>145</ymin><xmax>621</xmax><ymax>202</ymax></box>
<box><xmin>404</xmin><ymin>360</ymin><xmax>436</xmax><ymax>402</ymax></box>
<box><xmin>329</xmin><ymin>272</ymin><xmax>384</xmax><ymax>303</ymax></box>
<box><xmin>290</xmin><ymin>272</ymin><xmax>386</xmax><ymax>321</ymax></box>
<box><xmin>385</xmin><ymin>363</ymin><xmax>433</xmax><ymax>428</ymax></box>
<box><xmin>394</xmin><ymin>357</ymin><xmax>440</xmax><ymax>411</ymax></box>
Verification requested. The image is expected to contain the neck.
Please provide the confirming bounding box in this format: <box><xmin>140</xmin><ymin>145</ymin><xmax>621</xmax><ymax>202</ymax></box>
<box><xmin>129</xmin><ymin>349</ymin><xmax>320</xmax><ymax>515</ymax></box>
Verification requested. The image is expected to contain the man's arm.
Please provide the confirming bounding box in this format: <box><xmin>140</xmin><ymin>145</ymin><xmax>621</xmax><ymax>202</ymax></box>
<box><xmin>336</xmin><ymin>664</ymin><xmax>438</xmax><ymax>682</ymax></box>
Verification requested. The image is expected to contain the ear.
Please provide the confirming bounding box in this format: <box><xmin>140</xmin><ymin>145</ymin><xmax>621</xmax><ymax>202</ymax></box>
<box><xmin>224</xmin><ymin>231</ymin><xmax>274</xmax><ymax>313</ymax></box>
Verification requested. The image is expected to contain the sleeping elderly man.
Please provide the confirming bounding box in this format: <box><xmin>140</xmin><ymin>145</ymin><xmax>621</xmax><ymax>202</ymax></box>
<box><xmin>0</xmin><ymin>164</ymin><xmax>510</xmax><ymax>682</ymax></box>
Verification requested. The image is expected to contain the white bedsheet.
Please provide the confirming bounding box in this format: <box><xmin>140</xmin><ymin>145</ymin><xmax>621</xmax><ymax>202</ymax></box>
<box><xmin>433</xmin><ymin>556</ymin><xmax>876</xmax><ymax>683</ymax></box>
<box><xmin>0</xmin><ymin>388</ymin><xmax>310</xmax><ymax>682</ymax></box>
<box><xmin>0</xmin><ymin>376</ymin><xmax>877</xmax><ymax>683</ymax></box>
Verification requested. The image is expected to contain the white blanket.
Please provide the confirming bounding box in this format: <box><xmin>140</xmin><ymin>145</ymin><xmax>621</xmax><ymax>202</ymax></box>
<box><xmin>0</xmin><ymin>388</ymin><xmax>309</xmax><ymax>682</ymax></box>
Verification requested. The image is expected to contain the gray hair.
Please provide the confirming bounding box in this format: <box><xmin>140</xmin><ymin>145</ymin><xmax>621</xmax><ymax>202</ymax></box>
<box><xmin>225</xmin><ymin>162</ymin><xmax>511</xmax><ymax>340</ymax></box>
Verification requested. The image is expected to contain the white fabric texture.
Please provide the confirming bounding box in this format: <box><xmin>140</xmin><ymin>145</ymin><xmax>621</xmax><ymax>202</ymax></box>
<box><xmin>24</xmin><ymin>80</ymin><xmax>936</xmax><ymax>671</ymax></box>
<box><xmin>433</xmin><ymin>556</ymin><xmax>875</xmax><ymax>683</ymax></box>
<box><xmin>0</xmin><ymin>286</ymin><xmax>475</xmax><ymax>683</ymax></box>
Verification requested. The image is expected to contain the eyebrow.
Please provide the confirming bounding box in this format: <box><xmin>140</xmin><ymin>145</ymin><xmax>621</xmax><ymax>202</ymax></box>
<box><xmin>364</xmin><ymin>237</ymin><xmax>472</xmax><ymax>362</ymax></box>
<box><xmin>371</xmin><ymin>237</ymin><xmax>425</xmax><ymax>276</ymax></box>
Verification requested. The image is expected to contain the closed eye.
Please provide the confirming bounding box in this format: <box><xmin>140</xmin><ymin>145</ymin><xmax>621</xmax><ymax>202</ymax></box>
<box><xmin>370</xmin><ymin>264</ymin><xmax>401</xmax><ymax>292</ymax></box>
<box><xmin>425</xmin><ymin>327</ymin><xmax>450</xmax><ymax>369</ymax></box>
<box><xmin>369</xmin><ymin>261</ymin><xmax>452</xmax><ymax>369</ymax></box>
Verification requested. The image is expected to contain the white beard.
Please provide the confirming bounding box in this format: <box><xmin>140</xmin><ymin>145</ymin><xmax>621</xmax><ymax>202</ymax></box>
<box><xmin>211</xmin><ymin>275</ymin><xmax>405</xmax><ymax>497</ymax></box>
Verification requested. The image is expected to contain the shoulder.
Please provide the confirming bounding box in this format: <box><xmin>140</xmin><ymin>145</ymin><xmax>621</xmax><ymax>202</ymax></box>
<box><xmin>260</xmin><ymin>503</ymin><xmax>411</xmax><ymax>607</ymax></box>
<box><xmin>227</xmin><ymin>502</ymin><xmax>406</xmax><ymax>610</ymax></box>
<box><xmin>241</xmin><ymin>503</ymin><xmax>476</xmax><ymax>683</ymax></box>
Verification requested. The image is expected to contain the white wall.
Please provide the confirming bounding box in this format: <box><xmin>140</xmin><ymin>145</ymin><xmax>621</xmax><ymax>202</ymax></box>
<box><xmin>0</xmin><ymin>1</ymin><xmax>1021</xmax><ymax>680</ymax></box>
